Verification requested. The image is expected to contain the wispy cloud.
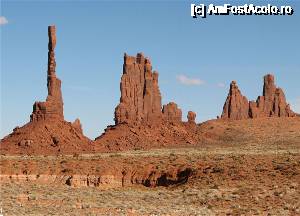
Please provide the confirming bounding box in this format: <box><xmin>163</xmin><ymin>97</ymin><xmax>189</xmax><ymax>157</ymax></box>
<box><xmin>217</xmin><ymin>82</ymin><xmax>226</xmax><ymax>88</ymax></box>
<box><xmin>176</xmin><ymin>74</ymin><xmax>204</xmax><ymax>86</ymax></box>
<box><xmin>0</xmin><ymin>16</ymin><xmax>8</xmax><ymax>25</ymax></box>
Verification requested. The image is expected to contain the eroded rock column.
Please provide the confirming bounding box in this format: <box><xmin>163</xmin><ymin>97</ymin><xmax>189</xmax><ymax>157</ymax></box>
<box><xmin>30</xmin><ymin>26</ymin><xmax>64</xmax><ymax>122</ymax></box>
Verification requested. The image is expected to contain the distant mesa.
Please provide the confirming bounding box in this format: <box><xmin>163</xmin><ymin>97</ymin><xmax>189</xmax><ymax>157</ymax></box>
<box><xmin>221</xmin><ymin>74</ymin><xmax>296</xmax><ymax>120</ymax></box>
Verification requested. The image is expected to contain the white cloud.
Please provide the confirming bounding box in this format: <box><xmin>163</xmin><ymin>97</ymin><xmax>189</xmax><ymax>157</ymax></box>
<box><xmin>0</xmin><ymin>16</ymin><xmax>8</xmax><ymax>25</ymax></box>
<box><xmin>217</xmin><ymin>82</ymin><xmax>226</xmax><ymax>88</ymax></box>
<box><xmin>176</xmin><ymin>74</ymin><xmax>204</xmax><ymax>86</ymax></box>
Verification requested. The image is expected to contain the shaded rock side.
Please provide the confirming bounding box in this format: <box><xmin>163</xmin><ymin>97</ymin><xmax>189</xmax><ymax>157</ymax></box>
<box><xmin>30</xmin><ymin>26</ymin><xmax>64</xmax><ymax>122</ymax></box>
<box><xmin>221</xmin><ymin>81</ymin><xmax>249</xmax><ymax>120</ymax></box>
<box><xmin>114</xmin><ymin>53</ymin><xmax>162</xmax><ymax>125</ymax></box>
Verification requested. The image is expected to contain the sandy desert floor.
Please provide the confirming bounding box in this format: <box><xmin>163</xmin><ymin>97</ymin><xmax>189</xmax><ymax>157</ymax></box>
<box><xmin>1</xmin><ymin>118</ymin><xmax>300</xmax><ymax>215</ymax></box>
<box><xmin>1</xmin><ymin>146</ymin><xmax>300</xmax><ymax>215</ymax></box>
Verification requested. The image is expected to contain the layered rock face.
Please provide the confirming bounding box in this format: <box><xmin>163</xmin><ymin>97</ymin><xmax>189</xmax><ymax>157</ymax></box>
<box><xmin>114</xmin><ymin>53</ymin><xmax>183</xmax><ymax>125</ymax></box>
<box><xmin>221</xmin><ymin>81</ymin><xmax>249</xmax><ymax>120</ymax></box>
<box><xmin>30</xmin><ymin>26</ymin><xmax>64</xmax><ymax>122</ymax></box>
<box><xmin>222</xmin><ymin>74</ymin><xmax>295</xmax><ymax>120</ymax></box>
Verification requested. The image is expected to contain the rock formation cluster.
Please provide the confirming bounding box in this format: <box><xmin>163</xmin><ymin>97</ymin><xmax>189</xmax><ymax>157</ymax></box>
<box><xmin>221</xmin><ymin>74</ymin><xmax>295</xmax><ymax>120</ymax></box>
<box><xmin>114</xmin><ymin>53</ymin><xmax>190</xmax><ymax>126</ymax></box>
<box><xmin>1</xmin><ymin>25</ymin><xmax>298</xmax><ymax>155</ymax></box>
<box><xmin>94</xmin><ymin>53</ymin><xmax>199</xmax><ymax>151</ymax></box>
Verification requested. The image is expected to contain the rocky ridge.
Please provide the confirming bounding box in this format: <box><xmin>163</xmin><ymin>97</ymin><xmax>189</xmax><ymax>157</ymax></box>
<box><xmin>222</xmin><ymin>74</ymin><xmax>295</xmax><ymax>120</ymax></box>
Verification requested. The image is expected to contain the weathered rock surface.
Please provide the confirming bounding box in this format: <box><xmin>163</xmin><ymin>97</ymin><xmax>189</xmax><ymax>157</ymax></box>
<box><xmin>95</xmin><ymin>121</ymin><xmax>203</xmax><ymax>152</ymax></box>
<box><xmin>72</xmin><ymin>118</ymin><xmax>83</xmax><ymax>134</ymax></box>
<box><xmin>162</xmin><ymin>102</ymin><xmax>182</xmax><ymax>124</ymax></box>
<box><xmin>249</xmin><ymin>74</ymin><xmax>295</xmax><ymax>118</ymax></box>
<box><xmin>114</xmin><ymin>53</ymin><xmax>162</xmax><ymax>125</ymax></box>
<box><xmin>31</xmin><ymin>26</ymin><xmax>64</xmax><ymax>122</ymax></box>
<box><xmin>222</xmin><ymin>74</ymin><xmax>296</xmax><ymax>120</ymax></box>
<box><xmin>114</xmin><ymin>53</ymin><xmax>187</xmax><ymax>126</ymax></box>
<box><xmin>187</xmin><ymin>111</ymin><xmax>196</xmax><ymax>124</ymax></box>
<box><xmin>95</xmin><ymin>53</ymin><xmax>199</xmax><ymax>151</ymax></box>
<box><xmin>0</xmin><ymin>120</ymin><xmax>93</xmax><ymax>155</ymax></box>
<box><xmin>221</xmin><ymin>81</ymin><xmax>249</xmax><ymax>120</ymax></box>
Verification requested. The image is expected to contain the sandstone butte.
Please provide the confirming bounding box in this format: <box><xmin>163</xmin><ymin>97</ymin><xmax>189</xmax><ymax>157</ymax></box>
<box><xmin>0</xmin><ymin>25</ymin><xmax>298</xmax><ymax>155</ymax></box>
<box><xmin>0</xmin><ymin>26</ymin><xmax>92</xmax><ymax>155</ymax></box>
<box><xmin>94</xmin><ymin>53</ymin><xmax>200</xmax><ymax>151</ymax></box>
<box><xmin>221</xmin><ymin>75</ymin><xmax>296</xmax><ymax>120</ymax></box>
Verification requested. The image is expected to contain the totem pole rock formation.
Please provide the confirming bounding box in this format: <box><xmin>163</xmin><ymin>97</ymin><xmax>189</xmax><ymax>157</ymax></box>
<box><xmin>114</xmin><ymin>53</ymin><xmax>183</xmax><ymax>125</ymax></box>
<box><xmin>0</xmin><ymin>25</ymin><xmax>92</xmax><ymax>155</ymax></box>
<box><xmin>30</xmin><ymin>26</ymin><xmax>64</xmax><ymax>122</ymax></box>
<box><xmin>221</xmin><ymin>74</ymin><xmax>295</xmax><ymax>120</ymax></box>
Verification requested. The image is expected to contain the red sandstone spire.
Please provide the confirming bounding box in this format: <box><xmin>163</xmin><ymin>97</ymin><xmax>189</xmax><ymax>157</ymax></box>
<box><xmin>221</xmin><ymin>81</ymin><xmax>249</xmax><ymax>120</ymax></box>
<box><xmin>30</xmin><ymin>25</ymin><xmax>64</xmax><ymax>122</ymax></box>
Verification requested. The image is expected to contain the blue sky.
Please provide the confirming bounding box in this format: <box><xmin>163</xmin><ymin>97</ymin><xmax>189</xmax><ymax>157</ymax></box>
<box><xmin>1</xmin><ymin>0</ymin><xmax>299</xmax><ymax>139</ymax></box>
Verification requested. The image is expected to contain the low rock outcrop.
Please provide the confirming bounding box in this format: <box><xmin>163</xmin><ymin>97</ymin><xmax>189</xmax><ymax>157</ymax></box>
<box><xmin>222</xmin><ymin>74</ymin><xmax>296</xmax><ymax>120</ymax></box>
